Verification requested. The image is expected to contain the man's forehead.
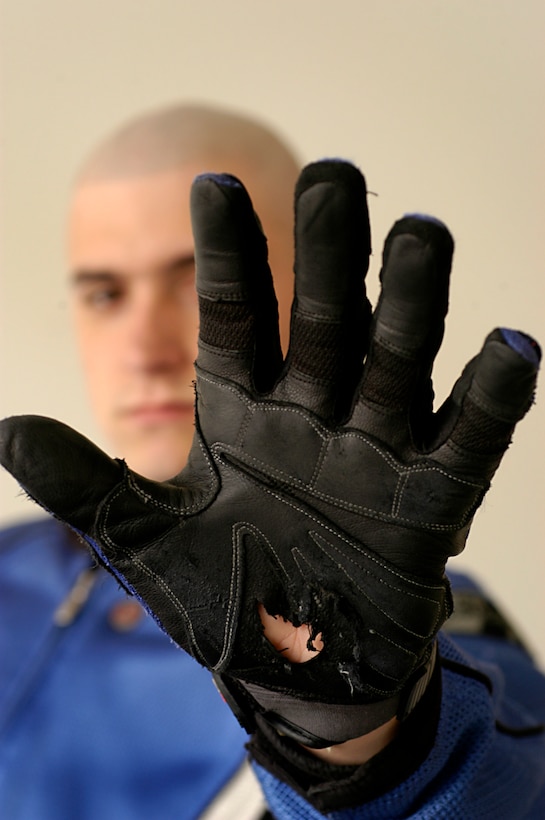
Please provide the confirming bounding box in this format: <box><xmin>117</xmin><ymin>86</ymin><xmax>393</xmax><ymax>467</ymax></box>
<box><xmin>68</xmin><ymin>154</ymin><xmax>280</xmax><ymax>239</ymax></box>
<box><xmin>70</xmin><ymin>169</ymin><xmax>199</xmax><ymax>230</ymax></box>
<box><xmin>72</xmin><ymin>166</ymin><xmax>199</xmax><ymax>205</ymax></box>
<box><xmin>67</xmin><ymin>153</ymin><xmax>294</xmax><ymax>281</ymax></box>
<box><xmin>67</xmin><ymin>170</ymin><xmax>199</xmax><ymax>269</ymax></box>
<box><xmin>68</xmin><ymin>154</ymin><xmax>264</xmax><ymax>223</ymax></box>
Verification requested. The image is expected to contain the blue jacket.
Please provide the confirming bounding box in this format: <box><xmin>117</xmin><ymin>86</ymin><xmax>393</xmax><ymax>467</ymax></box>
<box><xmin>0</xmin><ymin>518</ymin><xmax>255</xmax><ymax>820</ymax></box>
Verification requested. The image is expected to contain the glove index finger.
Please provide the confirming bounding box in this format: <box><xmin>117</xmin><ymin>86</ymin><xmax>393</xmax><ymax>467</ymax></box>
<box><xmin>191</xmin><ymin>173</ymin><xmax>282</xmax><ymax>393</ymax></box>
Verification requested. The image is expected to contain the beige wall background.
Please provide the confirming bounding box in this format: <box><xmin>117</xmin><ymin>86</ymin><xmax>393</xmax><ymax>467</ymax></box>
<box><xmin>1</xmin><ymin>1</ymin><xmax>544</xmax><ymax>662</ymax></box>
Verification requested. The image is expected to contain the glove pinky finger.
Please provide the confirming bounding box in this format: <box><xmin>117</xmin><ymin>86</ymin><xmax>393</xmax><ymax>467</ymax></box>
<box><xmin>448</xmin><ymin>328</ymin><xmax>540</xmax><ymax>461</ymax></box>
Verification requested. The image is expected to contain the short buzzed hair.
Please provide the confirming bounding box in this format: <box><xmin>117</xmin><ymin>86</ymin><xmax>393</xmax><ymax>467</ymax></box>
<box><xmin>74</xmin><ymin>103</ymin><xmax>301</xmax><ymax>247</ymax></box>
<box><xmin>76</xmin><ymin>103</ymin><xmax>301</xmax><ymax>211</ymax></box>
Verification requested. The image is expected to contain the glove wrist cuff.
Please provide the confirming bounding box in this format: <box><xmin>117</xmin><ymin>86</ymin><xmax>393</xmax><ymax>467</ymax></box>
<box><xmin>247</xmin><ymin>648</ymin><xmax>443</xmax><ymax>814</ymax></box>
<box><xmin>214</xmin><ymin>642</ymin><xmax>437</xmax><ymax>748</ymax></box>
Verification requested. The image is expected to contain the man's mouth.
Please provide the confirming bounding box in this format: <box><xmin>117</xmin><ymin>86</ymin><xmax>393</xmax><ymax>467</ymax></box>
<box><xmin>122</xmin><ymin>402</ymin><xmax>194</xmax><ymax>426</ymax></box>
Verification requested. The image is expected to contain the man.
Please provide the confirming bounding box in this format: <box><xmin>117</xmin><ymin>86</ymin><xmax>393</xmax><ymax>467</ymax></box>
<box><xmin>2</xmin><ymin>105</ymin><xmax>545</xmax><ymax>819</ymax></box>
<box><xmin>0</xmin><ymin>103</ymin><xmax>299</xmax><ymax>820</ymax></box>
<box><xmin>68</xmin><ymin>103</ymin><xmax>298</xmax><ymax>481</ymax></box>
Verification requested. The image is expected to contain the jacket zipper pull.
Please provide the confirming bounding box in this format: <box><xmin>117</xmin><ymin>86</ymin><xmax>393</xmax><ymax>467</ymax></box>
<box><xmin>53</xmin><ymin>565</ymin><xmax>99</xmax><ymax>627</ymax></box>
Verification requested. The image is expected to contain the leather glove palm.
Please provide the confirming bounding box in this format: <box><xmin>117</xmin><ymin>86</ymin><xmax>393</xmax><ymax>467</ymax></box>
<box><xmin>0</xmin><ymin>160</ymin><xmax>539</xmax><ymax>745</ymax></box>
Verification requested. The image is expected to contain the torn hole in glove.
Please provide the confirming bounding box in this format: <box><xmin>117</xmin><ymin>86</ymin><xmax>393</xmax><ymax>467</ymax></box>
<box><xmin>258</xmin><ymin>602</ymin><xmax>324</xmax><ymax>663</ymax></box>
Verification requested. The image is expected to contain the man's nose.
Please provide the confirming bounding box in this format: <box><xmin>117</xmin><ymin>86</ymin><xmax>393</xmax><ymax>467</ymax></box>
<box><xmin>123</xmin><ymin>292</ymin><xmax>197</xmax><ymax>374</ymax></box>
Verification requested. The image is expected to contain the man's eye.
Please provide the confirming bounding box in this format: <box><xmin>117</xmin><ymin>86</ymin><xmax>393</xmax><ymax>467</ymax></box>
<box><xmin>82</xmin><ymin>287</ymin><xmax>124</xmax><ymax>309</ymax></box>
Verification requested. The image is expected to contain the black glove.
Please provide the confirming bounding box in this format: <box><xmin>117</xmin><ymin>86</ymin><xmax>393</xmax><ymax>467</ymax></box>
<box><xmin>0</xmin><ymin>160</ymin><xmax>539</xmax><ymax>747</ymax></box>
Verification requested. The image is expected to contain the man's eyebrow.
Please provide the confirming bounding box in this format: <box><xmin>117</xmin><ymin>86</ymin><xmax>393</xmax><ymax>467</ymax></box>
<box><xmin>70</xmin><ymin>254</ymin><xmax>195</xmax><ymax>284</ymax></box>
<box><xmin>163</xmin><ymin>253</ymin><xmax>195</xmax><ymax>273</ymax></box>
<box><xmin>70</xmin><ymin>270</ymin><xmax>118</xmax><ymax>287</ymax></box>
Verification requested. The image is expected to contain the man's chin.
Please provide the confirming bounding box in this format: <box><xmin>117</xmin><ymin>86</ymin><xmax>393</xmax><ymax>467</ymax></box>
<box><xmin>117</xmin><ymin>433</ymin><xmax>193</xmax><ymax>482</ymax></box>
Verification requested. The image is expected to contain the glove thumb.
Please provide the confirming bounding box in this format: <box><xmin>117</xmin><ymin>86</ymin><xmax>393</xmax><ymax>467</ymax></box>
<box><xmin>0</xmin><ymin>415</ymin><xmax>123</xmax><ymax>530</ymax></box>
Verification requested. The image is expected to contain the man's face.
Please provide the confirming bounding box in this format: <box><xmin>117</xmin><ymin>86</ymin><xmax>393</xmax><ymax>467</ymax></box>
<box><xmin>68</xmin><ymin>166</ymin><xmax>294</xmax><ymax>480</ymax></box>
